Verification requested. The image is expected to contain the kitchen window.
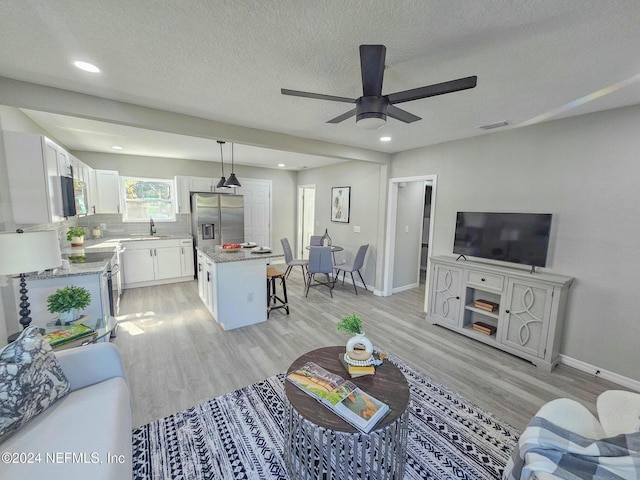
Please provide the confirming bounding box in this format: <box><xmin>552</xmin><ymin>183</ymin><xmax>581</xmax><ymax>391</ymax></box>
<box><xmin>121</xmin><ymin>176</ymin><xmax>176</xmax><ymax>222</ymax></box>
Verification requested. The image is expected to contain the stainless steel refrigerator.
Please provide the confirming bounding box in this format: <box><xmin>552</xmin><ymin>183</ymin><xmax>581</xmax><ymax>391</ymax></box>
<box><xmin>191</xmin><ymin>192</ymin><xmax>244</xmax><ymax>251</ymax></box>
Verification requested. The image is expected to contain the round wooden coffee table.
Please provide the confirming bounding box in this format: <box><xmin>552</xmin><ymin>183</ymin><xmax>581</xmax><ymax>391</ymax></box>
<box><xmin>284</xmin><ymin>346</ymin><xmax>410</xmax><ymax>480</ymax></box>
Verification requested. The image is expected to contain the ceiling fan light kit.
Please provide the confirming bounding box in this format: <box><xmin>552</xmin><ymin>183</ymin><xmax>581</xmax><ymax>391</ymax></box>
<box><xmin>282</xmin><ymin>44</ymin><xmax>477</xmax><ymax>128</ymax></box>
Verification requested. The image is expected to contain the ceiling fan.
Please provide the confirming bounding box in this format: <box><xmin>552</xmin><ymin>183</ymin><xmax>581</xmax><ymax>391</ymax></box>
<box><xmin>281</xmin><ymin>44</ymin><xmax>477</xmax><ymax>129</ymax></box>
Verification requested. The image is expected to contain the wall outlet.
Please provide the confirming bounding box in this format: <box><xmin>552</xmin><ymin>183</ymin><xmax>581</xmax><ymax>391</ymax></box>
<box><xmin>404</xmin><ymin>225</ymin><xmax>409</xmax><ymax>233</ymax></box>
<box><xmin>353</xmin><ymin>225</ymin><xmax>361</xmax><ymax>233</ymax></box>
<box><xmin>247</xmin><ymin>292</ymin><xmax>253</xmax><ymax>302</ymax></box>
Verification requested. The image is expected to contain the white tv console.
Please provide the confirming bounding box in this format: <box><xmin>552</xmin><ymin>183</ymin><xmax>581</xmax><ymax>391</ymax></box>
<box><xmin>427</xmin><ymin>256</ymin><xmax>574</xmax><ymax>371</ymax></box>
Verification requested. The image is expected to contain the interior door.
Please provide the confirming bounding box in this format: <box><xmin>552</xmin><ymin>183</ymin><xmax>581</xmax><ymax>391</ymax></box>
<box><xmin>297</xmin><ymin>185</ymin><xmax>315</xmax><ymax>259</ymax></box>
<box><xmin>239</xmin><ymin>179</ymin><xmax>271</xmax><ymax>246</ymax></box>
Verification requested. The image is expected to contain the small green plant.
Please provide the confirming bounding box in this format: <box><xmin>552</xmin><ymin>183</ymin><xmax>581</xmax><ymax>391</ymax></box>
<box><xmin>336</xmin><ymin>313</ymin><xmax>363</xmax><ymax>335</ymax></box>
<box><xmin>47</xmin><ymin>285</ymin><xmax>92</xmax><ymax>314</ymax></box>
<box><xmin>66</xmin><ymin>227</ymin><xmax>86</xmax><ymax>242</ymax></box>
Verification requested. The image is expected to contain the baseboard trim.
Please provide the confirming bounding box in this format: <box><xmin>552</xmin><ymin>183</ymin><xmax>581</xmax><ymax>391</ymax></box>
<box><xmin>392</xmin><ymin>282</ymin><xmax>419</xmax><ymax>294</ymax></box>
<box><xmin>559</xmin><ymin>354</ymin><xmax>640</xmax><ymax>392</ymax></box>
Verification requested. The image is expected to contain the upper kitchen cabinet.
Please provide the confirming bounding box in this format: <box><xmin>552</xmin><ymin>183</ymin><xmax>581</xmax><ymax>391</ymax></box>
<box><xmin>174</xmin><ymin>175</ymin><xmax>238</xmax><ymax>214</ymax></box>
<box><xmin>2</xmin><ymin>131</ymin><xmax>73</xmax><ymax>224</ymax></box>
<box><xmin>69</xmin><ymin>154</ymin><xmax>94</xmax><ymax>216</ymax></box>
<box><xmin>94</xmin><ymin>169</ymin><xmax>122</xmax><ymax>214</ymax></box>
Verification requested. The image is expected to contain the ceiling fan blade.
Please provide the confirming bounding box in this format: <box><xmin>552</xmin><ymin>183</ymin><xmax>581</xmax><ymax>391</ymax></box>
<box><xmin>387</xmin><ymin>76</ymin><xmax>477</xmax><ymax>105</ymax></box>
<box><xmin>327</xmin><ymin>108</ymin><xmax>357</xmax><ymax>124</ymax></box>
<box><xmin>359</xmin><ymin>45</ymin><xmax>386</xmax><ymax>97</ymax></box>
<box><xmin>387</xmin><ymin>105</ymin><xmax>421</xmax><ymax>124</ymax></box>
<box><xmin>281</xmin><ymin>88</ymin><xmax>355</xmax><ymax>103</ymax></box>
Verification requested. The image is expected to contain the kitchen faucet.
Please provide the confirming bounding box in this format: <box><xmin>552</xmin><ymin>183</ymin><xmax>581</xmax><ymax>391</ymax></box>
<box><xmin>150</xmin><ymin>218</ymin><xmax>156</xmax><ymax>236</ymax></box>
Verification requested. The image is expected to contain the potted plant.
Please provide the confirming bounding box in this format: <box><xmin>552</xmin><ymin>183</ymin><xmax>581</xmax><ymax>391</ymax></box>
<box><xmin>67</xmin><ymin>226</ymin><xmax>86</xmax><ymax>247</ymax></box>
<box><xmin>337</xmin><ymin>313</ymin><xmax>373</xmax><ymax>359</ymax></box>
<box><xmin>47</xmin><ymin>285</ymin><xmax>92</xmax><ymax>324</ymax></box>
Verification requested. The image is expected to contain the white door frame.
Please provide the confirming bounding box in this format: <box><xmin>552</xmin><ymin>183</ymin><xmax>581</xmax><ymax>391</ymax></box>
<box><xmin>297</xmin><ymin>184</ymin><xmax>315</xmax><ymax>259</ymax></box>
<box><xmin>383</xmin><ymin>175</ymin><xmax>437</xmax><ymax>313</ymax></box>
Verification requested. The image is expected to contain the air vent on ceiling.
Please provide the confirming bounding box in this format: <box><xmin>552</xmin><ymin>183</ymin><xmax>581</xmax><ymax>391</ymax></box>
<box><xmin>477</xmin><ymin>121</ymin><xmax>509</xmax><ymax>130</ymax></box>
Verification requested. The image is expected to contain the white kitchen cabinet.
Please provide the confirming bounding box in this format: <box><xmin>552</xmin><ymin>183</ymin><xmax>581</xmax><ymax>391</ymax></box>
<box><xmin>122</xmin><ymin>238</ymin><xmax>193</xmax><ymax>288</ymax></box>
<box><xmin>180</xmin><ymin>238</ymin><xmax>195</xmax><ymax>277</ymax></box>
<box><xmin>427</xmin><ymin>256</ymin><xmax>573</xmax><ymax>371</ymax></box>
<box><xmin>94</xmin><ymin>169</ymin><xmax>121</xmax><ymax>214</ymax></box>
<box><xmin>122</xmin><ymin>247</ymin><xmax>156</xmax><ymax>284</ymax></box>
<box><xmin>189</xmin><ymin>176</ymin><xmax>215</xmax><ymax>193</ymax></box>
<box><xmin>69</xmin><ymin>154</ymin><xmax>94</xmax><ymax>216</ymax></box>
<box><xmin>174</xmin><ymin>175</ymin><xmax>191</xmax><ymax>214</ymax></box>
<box><xmin>2</xmin><ymin>131</ymin><xmax>71</xmax><ymax>224</ymax></box>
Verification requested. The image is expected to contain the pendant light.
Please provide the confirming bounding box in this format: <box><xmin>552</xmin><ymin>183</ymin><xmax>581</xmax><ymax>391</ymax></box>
<box><xmin>215</xmin><ymin>140</ymin><xmax>229</xmax><ymax>189</ymax></box>
<box><xmin>224</xmin><ymin>142</ymin><xmax>241</xmax><ymax>187</ymax></box>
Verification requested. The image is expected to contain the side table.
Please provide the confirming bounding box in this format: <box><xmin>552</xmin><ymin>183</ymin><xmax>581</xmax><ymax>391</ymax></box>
<box><xmin>284</xmin><ymin>346</ymin><xmax>410</xmax><ymax>480</ymax></box>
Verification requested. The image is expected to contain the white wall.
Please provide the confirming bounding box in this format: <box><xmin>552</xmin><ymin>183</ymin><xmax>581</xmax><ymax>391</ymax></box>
<box><xmin>391</xmin><ymin>104</ymin><xmax>640</xmax><ymax>382</ymax></box>
<box><xmin>393</xmin><ymin>181</ymin><xmax>423</xmax><ymax>289</ymax></box>
<box><xmin>297</xmin><ymin>161</ymin><xmax>386</xmax><ymax>289</ymax></box>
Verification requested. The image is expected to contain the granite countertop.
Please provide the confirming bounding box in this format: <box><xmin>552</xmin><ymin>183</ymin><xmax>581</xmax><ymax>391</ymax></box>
<box><xmin>198</xmin><ymin>245</ymin><xmax>283</xmax><ymax>263</ymax></box>
<box><xmin>28</xmin><ymin>252</ymin><xmax>114</xmax><ymax>280</ymax></box>
<box><xmin>30</xmin><ymin>234</ymin><xmax>193</xmax><ymax>280</ymax></box>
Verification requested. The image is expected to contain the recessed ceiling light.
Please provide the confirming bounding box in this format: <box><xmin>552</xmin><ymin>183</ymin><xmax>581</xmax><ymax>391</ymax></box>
<box><xmin>111</xmin><ymin>145</ymin><xmax>123</xmax><ymax>150</ymax></box>
<box><xmin>380</xmin><ymin>136</ymin><xmax>392</xmax><ymax>142</ymax></box>
<box><xmin>74</xmin><ymin>61</ymin><xmax>100</xmax><ymax>73</ymax></box>
<box><xmin>278</xmin><ymin>163</ymin><xmax>285</xmax><ymax>167</ymax></box>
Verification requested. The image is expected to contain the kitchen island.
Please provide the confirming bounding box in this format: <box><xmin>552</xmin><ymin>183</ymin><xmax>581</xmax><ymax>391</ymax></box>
<box><xmin>196</xmin><ymin>246</ymin><xmax>283</xmax><ymax>330</ymax></box>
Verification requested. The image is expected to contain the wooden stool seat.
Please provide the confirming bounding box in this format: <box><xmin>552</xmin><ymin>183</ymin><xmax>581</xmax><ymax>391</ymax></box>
<box><xmin>267</xmin><ymin>266</ymin><xmax>289</xmax><ymax>317</ymax></box>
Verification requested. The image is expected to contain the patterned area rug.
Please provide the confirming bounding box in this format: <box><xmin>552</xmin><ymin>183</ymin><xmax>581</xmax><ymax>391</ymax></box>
<box><xmin>132</xmin><ymin>352</ymin><xmax>520</xmax><ymax>479</ymax></box>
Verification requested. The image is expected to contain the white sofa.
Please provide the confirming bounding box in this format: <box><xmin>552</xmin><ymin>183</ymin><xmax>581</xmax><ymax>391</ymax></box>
<box><xmin>505</xmin><ymin>390</ymin><xmax>640</xmax><ymax>480</ymax></box>
<box><xmin>0</xmin><ymin>343</ymin><xmax>132</xmax><ymax>480</ymax></box>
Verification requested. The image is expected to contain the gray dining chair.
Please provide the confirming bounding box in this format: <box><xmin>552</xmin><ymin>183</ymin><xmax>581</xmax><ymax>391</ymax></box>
<box><xmin>309</xmin><ymin>235</ymin><xmax>323</xmax><ymax>246</ymax></box>
<box><xmin>280</xmin><ymin>237</ymin><xmax>308</xmax><ymax>285</ymax></box>
<box><xmin>335</xmin><ymin>244</ymin><xmax>369</xmax><ymax>295</ymax></box>
<box><xmin>305</xmin><ymin>246</ymin><xmax>335</xmax><ymax>297</ymax></box>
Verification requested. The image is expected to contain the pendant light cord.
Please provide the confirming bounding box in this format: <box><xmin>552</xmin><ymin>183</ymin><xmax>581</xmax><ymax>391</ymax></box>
<box><xmin>219</xmin><ymin>141</ymin><xmax>225</xmax><ymax>177</ymax></box>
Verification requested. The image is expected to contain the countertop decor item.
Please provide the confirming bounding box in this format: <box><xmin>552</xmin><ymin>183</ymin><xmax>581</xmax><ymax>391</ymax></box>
<box><xmin>0</xmin><ymin>229</ymin><xmax>61</xmax><ymax>341</ymax></box>
<box><xmin>336</xmin><ymin>313</ymin><xmax>375</xmax><ymax>365</ymax></box>
<box><xmin>321</xmin><ymin>228</ymin><xmax>332</xmax><ymax>246</ymax></box>
<box><xmin>46</xmin><ymin>285</ymin><xmax>92</xmax><ymax>324</ymax></box>
<box><xmin>66</xmin><ymin>226</ymin><xmax>86</xmax><ymax>246</ymax></box>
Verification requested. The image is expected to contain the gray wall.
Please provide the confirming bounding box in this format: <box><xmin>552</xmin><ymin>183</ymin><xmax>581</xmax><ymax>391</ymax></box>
<box><xmin>391</xmin><ymin>104</ymin><xmax>640</xmax><ymax>382</ymax></box>
<box><xmin>297</xmin><ymin>161</ymin><xmax>386</xmax><ymax>289</ymax></box>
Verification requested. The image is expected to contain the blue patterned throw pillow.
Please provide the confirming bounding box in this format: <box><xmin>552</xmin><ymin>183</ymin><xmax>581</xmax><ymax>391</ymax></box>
<box><xmin>0</xmin><ymin>326</ymin><xmax>70</xmax><ymax>443</ymax></box>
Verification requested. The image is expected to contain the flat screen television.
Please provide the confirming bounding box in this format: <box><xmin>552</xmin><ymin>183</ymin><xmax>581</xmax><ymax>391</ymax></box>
<box><xmin>453</xmin><ymin>212</ymin><xmax>552</xmax><ymax>267</ymax></box>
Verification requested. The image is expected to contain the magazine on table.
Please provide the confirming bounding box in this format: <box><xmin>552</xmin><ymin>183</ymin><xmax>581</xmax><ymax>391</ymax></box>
<box><xmin>286</xmin><ymin>361</ymin><xmax>389</xmax><ymax>433</ymax></box>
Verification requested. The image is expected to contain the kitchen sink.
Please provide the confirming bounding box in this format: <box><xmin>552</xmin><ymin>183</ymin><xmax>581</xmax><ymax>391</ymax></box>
<box><xmin>127</xmin><ymin>234</ymin><xmax>170</xmax><ymax>240</ymax></box>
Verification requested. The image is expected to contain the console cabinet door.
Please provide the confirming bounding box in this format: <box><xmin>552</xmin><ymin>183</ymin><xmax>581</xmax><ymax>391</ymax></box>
<box><xmin>500</xmin><ymin>280</ymin><xmax>553</xmax><ymax>358</ymax></box>
<box><xmin>180</xmin><ymin>240</ymin><xmax>195</xmax><ymax>277</ymax></box>
<box><xmin>429</xmin><ymin>264</ymin><xmax>463</xmax><ymax>327</ymax></box>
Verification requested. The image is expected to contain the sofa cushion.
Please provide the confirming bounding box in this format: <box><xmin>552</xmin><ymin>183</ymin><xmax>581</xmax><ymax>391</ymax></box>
<box><xmin>0</xmin><ymin>376</ymin><xmax>131</xmax><ymax>480</ymax></box>
<box><xmin>0</xmin><ymin>326</ymin><xmax>70</xmax><ymax>442</ymax></box>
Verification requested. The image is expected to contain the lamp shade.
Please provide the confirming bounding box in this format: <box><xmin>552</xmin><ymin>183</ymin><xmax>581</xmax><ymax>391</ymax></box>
<box><xmin>0</xmin><ymin>230</ymin><xmax>61</xmax><ymax>275</ymax></box>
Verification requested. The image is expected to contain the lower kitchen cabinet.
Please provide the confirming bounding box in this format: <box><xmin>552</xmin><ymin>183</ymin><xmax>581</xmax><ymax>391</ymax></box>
<box><xmin>122</xmin><ymin>238</ymin><xmax>192</xmax><ymax>288</ymax></box>
<box><xmin>427</xmin><ymin>255</ymin><xmax>574</xmax><ymax>371</ymax></box>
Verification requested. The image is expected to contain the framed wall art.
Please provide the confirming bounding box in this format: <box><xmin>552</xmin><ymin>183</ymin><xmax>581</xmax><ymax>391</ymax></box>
<box><xmin>331</xmin><ymin>186</ymin><xmax>350</xmax><ymax>223</ymax></box>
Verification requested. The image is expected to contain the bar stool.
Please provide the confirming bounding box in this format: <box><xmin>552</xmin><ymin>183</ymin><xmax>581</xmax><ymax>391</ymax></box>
<box><xmin>267</xmin><ymin>266</ymin><xmax>289</xmax><ymax>317</ymax></box>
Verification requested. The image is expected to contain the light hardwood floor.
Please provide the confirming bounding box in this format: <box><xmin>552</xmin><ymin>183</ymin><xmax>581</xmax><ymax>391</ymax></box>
<box><xmin>112</xmin><ymin>270</ymin><xmax>623</xmax><ymax>430</ymax></box>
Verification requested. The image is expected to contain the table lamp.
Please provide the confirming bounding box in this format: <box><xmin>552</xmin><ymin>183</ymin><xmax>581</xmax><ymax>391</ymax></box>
<box><xmin>0</xmin><ymin>230</ymin><xmax>61</xmax><ymax>340</ymax></box>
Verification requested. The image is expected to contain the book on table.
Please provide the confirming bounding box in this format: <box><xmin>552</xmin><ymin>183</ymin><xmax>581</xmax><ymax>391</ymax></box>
<box><xmin>43</xmin><ymin>323</ymin><xmax>96</xmax><ymax>349</ymax></box>
<box><xmin>286</xmin><ymin>361</ymin><xmax>389</xmax><ymax>433</ymax></box>
<box><xmin>338</xmin><ymin>354</ymin><xmax>375</xmax><ymax>378</ymax></box>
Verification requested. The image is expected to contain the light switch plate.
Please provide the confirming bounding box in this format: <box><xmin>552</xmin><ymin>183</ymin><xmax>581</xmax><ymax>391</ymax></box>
<box><xmin>353</xmin><ymin>225</ymin><xmax>361</xmax><ymax>233</ymax></box>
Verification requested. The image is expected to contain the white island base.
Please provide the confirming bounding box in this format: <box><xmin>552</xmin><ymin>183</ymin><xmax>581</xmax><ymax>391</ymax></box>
<box><xmin>197</xmin><ymin>247</ymin><xmax>283</xmax><ymax>330</ymax></box>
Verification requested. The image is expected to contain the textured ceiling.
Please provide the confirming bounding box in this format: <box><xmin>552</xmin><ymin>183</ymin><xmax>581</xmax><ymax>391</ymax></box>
<box><xmin>1</xmin><ymin>0</ymin><xmax>640</xmax><ymax>169</ymax></box>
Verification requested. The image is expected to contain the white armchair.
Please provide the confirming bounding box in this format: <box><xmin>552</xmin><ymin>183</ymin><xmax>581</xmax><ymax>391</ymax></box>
<box><xmin>504</xmin><ymin>390</ymin><xmax>640</xmax><ymax>480</ymax></box>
